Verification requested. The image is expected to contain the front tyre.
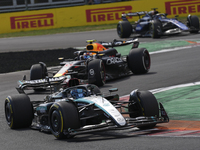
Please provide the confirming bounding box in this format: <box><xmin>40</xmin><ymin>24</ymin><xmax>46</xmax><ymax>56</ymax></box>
<box><xmin>150</xmin><ymin>20</ymin><xmax>162</xmax><ymax>38</ymax></box>
<box><xmin>88</xmin><ymin>59</ymin><xmax>106</xmax><ymax>86</ymax></box>
<box><xmin>137</xmin><ymin>91</ymin><xmax>159</xmax><ymax>129</ymax></box>
<box><xmin>127</xmin><ymin>48</ymin><xmax>151</xmax><ymax>74</ymax></box>
<box><xmin>5</xmin><ymin>94</ymin><xmax>33</xmax><ymax>129</ymax></box>
<box><xmin>30</xmin><ymin>63</ymin><xmax>48</xmax><ymax>91</ymax></box>
<box><xmin>128</xmin><ymin>90</ymin><xmax>159</xmax><ymax>129</ymax></box>
<box><xmin>49</xmin><ymin>102</ymin><xmax>80</xmax><ymax>139</ymax></box>
<box><xmin>30</xmin><ymin>63</ymin><xmax>47</xmax><ymax>80</ymax></box>
<box><xmin>117</xmin><ymin>21</ymin><xmax>132</xmax><ymax>38</ymax></box>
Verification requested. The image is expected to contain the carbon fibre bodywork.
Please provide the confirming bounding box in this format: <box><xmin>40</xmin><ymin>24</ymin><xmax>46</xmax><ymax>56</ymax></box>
<box><xmin>17</xmin><ymin>38</ymin><xmax>151</xmax><ymax>92</ymax></box>
<box><xmin>5</xmin><ymin>84</ymin><xmax>169</xmax><ymax>139</ymax></box>
<box><xmin>117</xmin><ymin>9</ymin><xmax>199</xmax><ymax>38</ymax></box>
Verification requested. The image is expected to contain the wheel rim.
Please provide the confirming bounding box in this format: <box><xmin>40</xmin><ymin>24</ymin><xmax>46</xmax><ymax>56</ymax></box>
<box><xmin>143</xmin><ymin>51</ymin><xmax>151</xmax><ymax>70</ymax></box>
<box><xmin>150</xmin><ymin>23</ymin><xmax>153</xmax><ymax>37</ymax></box>
<box><xmin>5</xmin><ymin>102</ymin><xmax>11</xmax><ymax>123</ymax></box>
<box><xmin>100</xmin><ymin>62</ymin><xmax>106</xmax><ymax>84</ymax></box>
<box><xmin>51</xmin><ymin>110</ymin><xmax>60</xmax><ymax>133</ymax></box>
<box><xmin>157</xmin><ymin>25</ymin><xmax>162</xmax><ymax>35</ymax></box>
<box><xmin>117</xmin><ymin>24</ymin><xmax>122</xmax><ymax>36</ymax></box>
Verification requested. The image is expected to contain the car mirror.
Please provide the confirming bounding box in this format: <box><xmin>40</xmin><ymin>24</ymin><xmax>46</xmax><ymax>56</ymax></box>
<box><xmin>109</xmin><ymin>88</ymin><xmax>118</xmax><ymax>93</ymax></box>
<box><xmin>58</xmin><ymin>57</ymin><xmax>64</xmax><ymax>61</ymax></box>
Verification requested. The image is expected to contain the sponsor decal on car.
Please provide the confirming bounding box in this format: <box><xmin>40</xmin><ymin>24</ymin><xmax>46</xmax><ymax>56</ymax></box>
<box><xmin>23</xmin><ymin>76</ymin><xmax>65</xmax><ymax>84</ymax></box>
<box><xmin>36</xmin><ymin>106</ymin><xmax>46</xmax><ymax>113</ymax></box>
<box><xmin>89</xmin><ymin>69</ymin><xmax>95</xmax><ymax>75</ymax></box>
<box><xmin>165</xmin><ymin>0</ymin><xmax>200</xmax><ymax>15</ymax></box>
<box><xmin>106</xmin><ymin>57</ymin><xmax>123</xmax><ymax>65</ymax></box>
<box><xmin>136</xmin><ymin>26</ymin><xmax>142</xmax><ymax>31</ymax></box>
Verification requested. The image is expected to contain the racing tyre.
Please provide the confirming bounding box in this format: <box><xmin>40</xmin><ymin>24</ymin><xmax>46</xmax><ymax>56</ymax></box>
<box><xmin>49</xmin><ymin>102</ymin><xmax>80</xmax><ymax>139</ymax></box>
<box><xmin>137</xmin><ymin>91</ymin><xmax>159</xmax><ymax>129</ymax></box>
<box><xmin>127</xmin><ymin>48</ymin><xmax>150</xmax><ymax>74</ymax></box>
<box><xmin>187</xmin><ymin>15</ymin><xmax>200</xmax><ymax>33</ymax></box>
<box><xmin>30</xmin><ymin>63</ymin><xmax>47</xmax><ymax>80</ymax></box>
<box><xmin>88</xmin><ymin>59</ymin><xmax>106</xmax><ymax>86</ymax></box>
<box><xmin>150</xmin><ymin>20</ymin><xmax>162</xmax><ymax>38</ymax></box>
<box><xmin>129</xmin><ymin>91</ymin><xmax>159</xmax><ymax>129</ymax></box>
<box><xmin>30</xmin><ymin>63</ymin><xmax>47</xmax><ymax>91</ymax></box>
<box><xmin>117</xmin><ymin>21</ymin><xmax>132</xmax><ymax>38</ymax></box>
<box><xmin>5</xmin><ymin>94</ymin><xmax>33</xmax><ymax>129</ymax></box>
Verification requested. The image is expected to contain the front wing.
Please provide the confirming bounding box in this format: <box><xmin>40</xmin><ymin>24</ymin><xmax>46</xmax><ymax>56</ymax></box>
<box><xmin>67</xmin><ymin>103</ymin><xmax>169</xmax><ymax>136</ymax></box>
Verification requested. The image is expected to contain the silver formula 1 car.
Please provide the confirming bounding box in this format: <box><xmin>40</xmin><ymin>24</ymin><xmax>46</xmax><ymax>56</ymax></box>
<box><xmin>5</xmin><ymin>84</ymin><xmax>169</xmax><ymax>139</ymax></box>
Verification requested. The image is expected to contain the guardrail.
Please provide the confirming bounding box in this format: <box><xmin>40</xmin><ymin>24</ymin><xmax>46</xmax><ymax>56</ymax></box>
<box><xmin>0</xmin><ymin>0</ymin><xmax>87</xmax><ymax>13</ymax></box>
<box><xmin>0</xmin><ymin>0</ymin><xmax>120</xmax><ymax>13</ymax></box>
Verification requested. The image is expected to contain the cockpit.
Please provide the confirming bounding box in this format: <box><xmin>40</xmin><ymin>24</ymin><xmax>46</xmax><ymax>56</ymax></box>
<box><xmin>58</xmin><ymin>85</ymin><xmax>102</xmax><ymax>100</ymax></box>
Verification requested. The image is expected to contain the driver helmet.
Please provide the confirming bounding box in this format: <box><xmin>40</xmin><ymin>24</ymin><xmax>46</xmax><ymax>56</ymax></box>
<box><xmin>148</xmin><ymin>10</ymin><xmax>155</xmax><ymax>16</ymax></box>
<box><xmin>149</xmin><ymin>10</ymin><xmax>158</xmax><ymax>16</ymax></box>
<box><xmin>70</xmin><ymin>89</ymin><xmax>84</xmax><ymax>99</ymax></box>
<box><xmin>83</xmin><ymin>52</ymin><xmax>93</xmax><ymax>60</ymax></box>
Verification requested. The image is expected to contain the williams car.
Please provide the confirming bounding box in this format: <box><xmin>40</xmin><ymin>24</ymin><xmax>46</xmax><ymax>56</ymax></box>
<box><xmin>117</xmin><ymin>8</ymin><xmax>200</xmax><ymax>38</ymax></box>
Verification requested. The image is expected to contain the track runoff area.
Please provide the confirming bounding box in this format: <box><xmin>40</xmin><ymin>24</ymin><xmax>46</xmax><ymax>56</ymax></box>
<box><xmin>117</xmin><ymin>39</ymin><xmax>200</xmax><ymax>137</ymax></box>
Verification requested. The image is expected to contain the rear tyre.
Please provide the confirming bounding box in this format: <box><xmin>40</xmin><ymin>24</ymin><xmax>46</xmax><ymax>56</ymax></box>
<box><xmin>5</xmin><ymin>94</ymin><xmax>33</xmax><ymax>129</ymax></box>
<box><xmin>150</xmin><ymin>20</ymin><xmax>162</xmax><ymax>38</ymax></box>
<box><xmin>88</xmin><ymin>59</ymin><xmax>106</xmax><ymax>86</ymax></box>
<box><xmin>49</xmin><ymin>102</ymin><xmax>80</xmax><ymax>139</ymax></box>
<box><xmin>117</xmin><ymin>21</ymin><xmax>132</xmax><ymax>38</ymax></box>
<box><xmin>187</xmin><ymin>15</ymin><xmax>200</xmax><ymax>33</ymax></box>
<box><xmin>127</xmin><ymin>48</ymin><xmax>151</xmax><ymax>74</ymax></box>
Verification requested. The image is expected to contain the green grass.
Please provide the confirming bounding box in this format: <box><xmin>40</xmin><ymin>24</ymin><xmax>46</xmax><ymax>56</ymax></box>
<box><xmin>0</xmin><ymin>23</ymin><xmax>118</xmax><ymax>38</ymax></box>
<box><xmin>0</xmin><ymin>15</ymin><xmax>199</xmax><ymax>38</ymax></box>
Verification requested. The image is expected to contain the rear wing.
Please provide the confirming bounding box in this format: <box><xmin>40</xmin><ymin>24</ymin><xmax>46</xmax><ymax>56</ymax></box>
<box><xmin>122</xmin><ymin>11</ymin><xmax>147</xmax><ymax>21</ymax></box>
<box><xmin>123</xmin><ymin>11</ymin><xmax>146</xmax><ymax>17</ymax></box>
<box><xmin>99</xmin><ymin>38</ymin><xmax>139</xmax><ymax>49</ymax></box>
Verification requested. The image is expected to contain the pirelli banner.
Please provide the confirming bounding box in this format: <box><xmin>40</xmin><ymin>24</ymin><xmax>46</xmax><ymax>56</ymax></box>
<box><xmin>0</xmin><ymin>0</ymin><xmax>200</xmax><ymax>34</ymax></box>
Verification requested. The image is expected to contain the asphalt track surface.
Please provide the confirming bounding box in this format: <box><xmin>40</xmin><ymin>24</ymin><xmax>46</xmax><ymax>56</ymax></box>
<box><xmin>1</xmin><ymin>30</ymin><xmax>200</xmax><ymax>150</ymax></box>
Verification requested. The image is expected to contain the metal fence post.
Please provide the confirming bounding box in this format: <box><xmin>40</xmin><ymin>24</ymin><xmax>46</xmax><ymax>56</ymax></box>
<box><xmin>25</xmin><ymin>0</ymin><xmax>28</xmax><ymax>10</ymax></box>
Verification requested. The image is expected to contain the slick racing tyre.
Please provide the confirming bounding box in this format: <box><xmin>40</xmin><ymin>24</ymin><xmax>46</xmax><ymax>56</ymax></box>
<box><xmin>127</xmin><ymin>48</ymin><xmax>151</xmax><ymax>74</ymax></box>
<box><xmin>88</xmin><ymin>59</ymin><xmax>106</xmax><ymax>86</ymax></box>
<box><xmin>137</xmin><ymin>91</ymin><xmax>159</xmax><ymax>129</ymax></box>
<box><xmin>30</xmin><ymin>63</ymin><xmax>47</xmax><ymax>91</ymax></box>
<box><xmin>128</xmin><ymin>91</ymin><xmax>159</xmax><ymax>129</ymax></box>
<box><xmin>49</xmin><ymin>102</ymin><xmax>80</xmax><ymax>139</ymax></box>
<box><xmin>5</xmin><ymin>94</ymin><xmax>33</xmax><ymax>129</ymax></box>
<box><xmin>30</xmin><ymin>63</ymin><xmax>47</xmax><ymax>80</ymax></box>
<box><xmin>187</xmin><ymin>15</ymin><xmax>200</xmax><ymax>33</ymax></box>
<box><xmin>117</xmin><ymin>21</ymin><xmax>132</xmax><ymax>38</ymax></box>
<box><xmin>150</xmin><ymin>20</ymin><xmax>162</xmax><ymax>38</ymax></box>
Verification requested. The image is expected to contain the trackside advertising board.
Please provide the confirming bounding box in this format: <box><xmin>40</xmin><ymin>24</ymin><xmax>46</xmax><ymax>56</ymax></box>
<box><xmin>0</xmin><ymin>0</ymin><xmax>199</xmax><ymax>34</ymax></box>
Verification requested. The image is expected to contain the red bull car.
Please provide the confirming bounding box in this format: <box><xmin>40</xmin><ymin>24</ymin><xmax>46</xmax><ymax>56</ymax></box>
<box><xmin>5</xmin><ymin>84</ymin><xmax>169</xmax><ymax>139</ymax></box>
<box><xmin>17</xmin><ymin>38</ymin><xmax>150</xmax><ymax>92</ymax></box>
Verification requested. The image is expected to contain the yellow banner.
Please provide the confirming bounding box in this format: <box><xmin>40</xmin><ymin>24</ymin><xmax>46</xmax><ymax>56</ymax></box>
<box><xmin>0</xmin><ymin>0</ymin><xmax>199</xmax><ymax>34</ymax></box>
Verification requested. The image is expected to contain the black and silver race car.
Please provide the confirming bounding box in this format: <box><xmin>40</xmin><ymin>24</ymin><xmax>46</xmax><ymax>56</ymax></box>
<box><xmin>17</xmin><ymin>38</ymin><xmax>150</xmax><ymax>92</ymax></box>
<box><xmin>117</xmin><ymin>8</ymin><xmax>200</xmax><ymax>38</ymax></box>
<box><xmin>5</xmin><ymin>84</ymin><xmax>169</xmax><ymax>139</ymax></box>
